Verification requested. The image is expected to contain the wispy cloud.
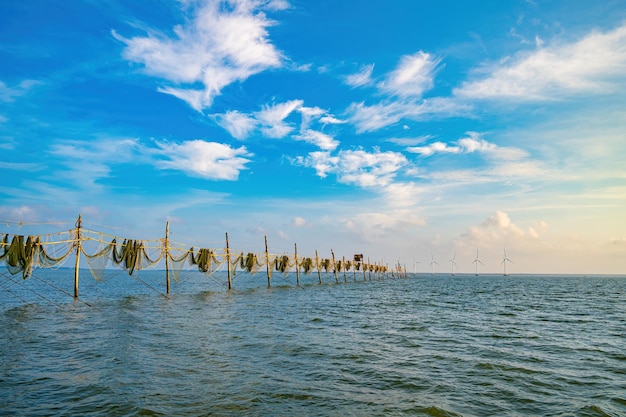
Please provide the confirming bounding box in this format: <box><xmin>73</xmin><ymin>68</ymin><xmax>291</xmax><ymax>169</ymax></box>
<box><xmin>345</xmin><ymin>63</ymin><xmax>375</xmax><ymax>87</ymax></box>
<box><xmin>49</xmin><ymin>138</ymin><xmax>141</xmax><ymax>190</ymax></box>
<box><xmin>377</xmin><ymin>51</ymin><xmax>441</xmax><ymax>98</ymax></box>
<box><xmin>455</xmin><ymin>24</ymin><xmax>626</xmax><ymax>100</ymax></box>
<box><xmin>344</xmin><ymin>210</ymin><xmax>426</xmax><ymax>242</ymax></box>
<box><xmin>114</xmin><ymin>0</ymin><xmax>287</xmax><ymax>111</ymax></box>
<box><xmin>346</xmin><ymin>101</ymin><xmax>407</xmax><ymax>133</ymax></box>
<box><xmin>0</xmin><ymin>162</ymin><xmax>42</xmax><ymax>171</ymax></box>
<box><xmin>293</xmin><ymin>130</ymin><xmax>338</xmax><ymax>151</ymax></box>
<box><xmin>347</xmin><ymin>97</ymin><xmax>468</xmax><ymax>133</ymax></box>
<box><xmin>0</xmin><ymin>79</ymin><xmax>41</xmax><ymax>103</ymax></box>
<box><xmin>154</xmin><ymin>139</ymin><xmax>252</xmax><ymax>180</ymax></box>
<box><xmin>214</xmin><ymin>100</ymin><xmax>343</xmax><ymax>149</ymax></box>
<box><xmin>386</xmin><ymin>135</ymin><xmax>434</xmax><ymax>146</ymax></box>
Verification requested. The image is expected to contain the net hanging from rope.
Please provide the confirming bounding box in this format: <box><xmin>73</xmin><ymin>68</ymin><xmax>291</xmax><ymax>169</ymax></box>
<box><xmin>89</xmin><ymin>238</ymin><xmax>161</xmax><ymax>276</ymax></box>
<box><xmin>82</xmin><ymin>237</ymin><xmax>115</xmax><ymax>282</ymax></box>
<box><xmin>1</xmin><ymin>234</ymin><xmax>74</xmax><ymax>279</ymax></box>
<box><xmin>38</xmin><ymin>233</ymin><xmax>74</xmax><ymax>269</ymax></box>
<box><xmin>167</xmin><ymin>245</ymin><xmax>191</xmax><ymax>283</ymax></box>
<box><xmin>188</xmin><ymin>247</ymin><xmax>226</xmax><ymax>276</ymax></box>
<box><xmin>273</xmin><ymin>254</ymin><xmax>297</xmax><ymax>276</ymax></box>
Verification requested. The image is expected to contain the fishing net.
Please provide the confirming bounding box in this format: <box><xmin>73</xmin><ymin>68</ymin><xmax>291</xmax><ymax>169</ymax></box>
<box><xmin>0</xmin><ymin>234</ymin><xmax>74</xmax><ymax>279</ymax></box>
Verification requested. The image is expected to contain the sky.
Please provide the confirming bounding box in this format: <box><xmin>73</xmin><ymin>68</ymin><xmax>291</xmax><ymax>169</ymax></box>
<box><xmin>1</xmin><ymin>0</ymin><xmax>625</xmax><ymax>274</ymax></box>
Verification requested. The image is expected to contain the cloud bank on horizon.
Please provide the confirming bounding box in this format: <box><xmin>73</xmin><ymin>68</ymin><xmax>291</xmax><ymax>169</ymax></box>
<box><xmin>1</xmin><ymin>0</ymin><xmax>625</xmax><ymax>274</ymax></box>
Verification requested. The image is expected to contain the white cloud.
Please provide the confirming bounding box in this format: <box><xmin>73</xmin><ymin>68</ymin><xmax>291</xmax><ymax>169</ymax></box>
<box><xmin>407</xmin><ymin>141</ymin><xmax>460</xmax><ymax>156</ymax></box>
<box><xmin>407</xmin><ymin>132</ymin><xmax>528</xmax><ymax>161</ymax></box>
<box><xmin>292</xmin><ymin>216</ymin><xmax>307</xmax><ymax>227</ymax></box>
<box><xmin>154</xmin><ymin>139</ymin><xmax>252</xmax><ymax>180</ymax></box>
<box><xmin>378</xmin><ymin>51</ymin><xmax>441</xmax><ymax>97</ymax></box>
<box><xmin>455</xmin><ymin>24</ymin><xmax>626</xmax><ymax>100</ymax></box>
<box><xmin>462</xmin><ymin>211</ymin><xmax>546</xmax><ymax>248</ymax></box>
<box><xmin>255</xmin><ymin>99</ymin><xmax>303</xmax><ymax>138</ymax></box>
<box><xmin>319</xmin><ymin>115</ymin><xmax>345</xmax><ymax>125</ymax></box>
<box><xmin>298</xmin><ymin>105</ymin><xmax>326</xmax><ymax>130</ymax></box>
<box><xmin>215</xmin><ymin>110</ymin><xmax>257</xmax><ymax>140</ymax></box>
<box><xmin>345</xmin><ymin>64</ymin><xmax>375</xmax><ymax>87</ymax></box>
<box><xmin>114</xmin><ymin>0</ymin><xmax>285</xmax><ymax>111</ymax></box>
<box><xmin>297</xmin><ymin>149</ymin><xmax>408</xmax><ymax>187</ymax></box>
<box><xmin>213</xmin><ymin>100</ymin><xmax>343</xmax><ymax>150</ymax></box>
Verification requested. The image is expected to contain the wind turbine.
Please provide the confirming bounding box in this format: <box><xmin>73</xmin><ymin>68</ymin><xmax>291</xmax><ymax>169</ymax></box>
<box><xmin>472</xmin><ymin>249</ymin><xmax>484</xmax><ymax>276</ymax></box>
<box><xmin>413</xmin><ymin>256</ymin><xmax>421</xmax><ymax>274</ymax></box>
<box><xmin>449</xmin><ymin>252</ymin><xmax>457</xmax><ymax>275</ymax></box>
<box><xmin>430</xmin><ymin>253</ymin><xmax>439</xmax><ymax>276</ymax></box>
<box><xmin>502</xmin><ymin>248</ymin><xmax>513</xmax><ymax>276</ymax></box>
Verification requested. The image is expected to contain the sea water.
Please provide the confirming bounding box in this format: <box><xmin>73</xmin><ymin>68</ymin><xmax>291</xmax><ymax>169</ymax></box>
<box><xmin>1</xmin><ymin>269</ymin><xmax>625</xmax><ymax>416</ymax></box>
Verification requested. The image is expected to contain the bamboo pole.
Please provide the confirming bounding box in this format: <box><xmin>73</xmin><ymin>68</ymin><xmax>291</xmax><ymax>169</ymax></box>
<box><xmin>165</xmin><ymin>221</ymin><xmax>170</xmax><ymax>294</ymax></box>
<box><xmin>315</xmin><ymin>250</ymin><xmax>322</xmax><ymax>284</ymax></box>
<box><xmin>265</xmin><ymin>235</ymin><xmax>271</xmax><ymax>288</ymax></box>
<box><xmin>74</xmin><ymin>214</ymin><xmax>82</xmax><ymax>299</ymax></box>
<box><xmin>331</xmin><ymin>249</ymin><xmax>338</xmax><ymax>283</ymax></box>
<box><xmin>225</xmin><ymin>232</ymin><xmax>232</xmax><ymax>290</ymax></box>
<box><xmin>294</xmin><ymin>243</ymin><xmax>300</xmax><ymax>287</ymax></box>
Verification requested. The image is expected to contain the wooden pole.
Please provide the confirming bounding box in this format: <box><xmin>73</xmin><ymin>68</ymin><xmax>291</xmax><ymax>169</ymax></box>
<box><xmin>331</xmin><ymin>249</ymin><xmax>338</xmax><ymax>283</ymax></box>
<box><xmin>342</xmin><ymin>256</ymin><xmax>347</xmax><ymax>282</ymax></box>
<box><xmin>362</xmin><ymin>258</ymin><xmax>367</xmax><ymax>281</ymax></box>
<box><xmin>368</xmin><ymin>257</ymin><xmax>372</xmax><ymax>281</ymax></box>
<box><xmin>74</xmin><ymin>214</ymin><xmax>82</xmax><ymax>299</ymax></box>
<box><xmin>294</xmin><ymin>243</ymin><xmax>300</xmax><ymax>287</ymax></box>
<box><xmin>315</xmin><ymin>250</ymin><xmax>322</xmax><ymax>284</ymax></box>
<box><xmin>225</xmin><ymin>232</ymin><xmax>232</xmax><ymax>290</ymax></box>
<box><xmin>265</xmin><ymin>235</ymin><xmax>271</xmax><ymax>288</ymax></box>
<box><xmin>165</xmin><ymin>221</ymin><xmax>170</xmax><ymax>294</ymax></box>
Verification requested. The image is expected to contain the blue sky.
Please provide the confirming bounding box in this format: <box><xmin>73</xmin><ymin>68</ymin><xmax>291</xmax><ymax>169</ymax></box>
<box><xmin>1</xmin><ymin>0</ymin><xmax>625</xmax><ymax>274</ymax></box>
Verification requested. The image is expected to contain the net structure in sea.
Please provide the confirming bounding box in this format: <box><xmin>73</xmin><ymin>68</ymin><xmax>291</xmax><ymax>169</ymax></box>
<box><xmin>1</xmin><ymin>215</ymin><xmax>408</xmax><ymax>302</ymax></box>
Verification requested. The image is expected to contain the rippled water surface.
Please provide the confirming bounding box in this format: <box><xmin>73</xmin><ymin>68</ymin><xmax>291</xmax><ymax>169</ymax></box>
<box><xmin>1</xmin><ymin>271</ymin><xmax>625</xmax><ymax>416</ymax></box>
